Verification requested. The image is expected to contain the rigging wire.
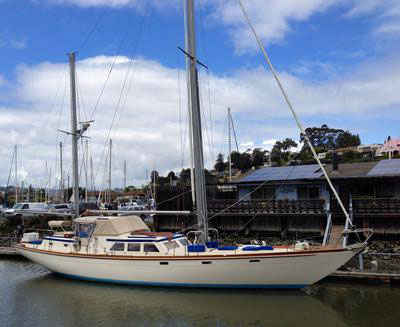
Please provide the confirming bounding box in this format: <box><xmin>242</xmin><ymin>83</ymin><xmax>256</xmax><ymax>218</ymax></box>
<box><xmin>177</xmin><ymin>46</ymin><xmax>184</xmax><ymax>170</ymax></box>
<box><xmin>94</xmin><ymin>0</ymin><xmax>151</xmax><ymax>183</ymax></box>
<box><xmin>198</xmin><ymin>77</ymin><xmax>214</xmax><ymax>166</ymax></box>
<box><xmin>88</xmin><ymin>7</ymin><xmax>139</xmax><ymax>122</ymax></box>
<box><xmin>77</xmin><ymin>9</ymin><xmax>108</xmax><ymax>54</ymax></box>
<box><xmin>230</xmin><ymin>111</ymin><xmax>240</xmax><ymax>152</ymax></box>
<box><xmin>181</xmin><ymin>153</ymin><xmax>302</xmax><ymax>233</ymax></box>
<box><xmin>198</xmin><ymin>0</ymin><xmax>215</xmax><ymax>162</ymax></box>
<box><xmin>237</xmin><ymin>0</ymin><xmax>353</xmax><ymax>228</ymax></box>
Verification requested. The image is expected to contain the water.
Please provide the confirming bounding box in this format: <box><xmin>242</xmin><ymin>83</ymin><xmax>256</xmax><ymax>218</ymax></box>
<box><xmin>1</xmin><ymin>257</ymin><xmax>400</xmax><ymax>327</ymax></box>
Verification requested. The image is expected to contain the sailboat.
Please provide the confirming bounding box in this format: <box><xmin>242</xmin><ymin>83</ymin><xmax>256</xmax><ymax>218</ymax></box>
<box><xmin>16</xmin><ymin>0</ymin><xmax>370</xmax><ymax>288</ymax></box>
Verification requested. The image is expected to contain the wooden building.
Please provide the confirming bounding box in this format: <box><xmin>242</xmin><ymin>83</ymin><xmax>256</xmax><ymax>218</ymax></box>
<box><xmin>155</xmin><ymin>159</ymin><xmax>400</xmax><ymax>238</ymax></box>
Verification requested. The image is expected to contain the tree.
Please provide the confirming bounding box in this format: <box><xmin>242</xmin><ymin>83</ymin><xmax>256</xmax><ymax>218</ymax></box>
<box><xmin>336</xmin><ymin>131</ymin><xmax>361</xmax><ymax>148</ymax></box>
<box><xmin>300</xmin><ymin>124</ymin><xmax>361</xmax><ymax>151</ymax></box>
<box><xmin>150</xmin><ymin>170</ymin><xmax>159</xmax><ymax>184</ymax></box>
<box><xmin>214</xmin><ymin>153</ymin><xmax>227</xmax><ymax>172</ymax></box>
<box><xmin>271</xmin><ymin>138</ymin><xmax>298</xmax><ymax>166</ymax></box>
<box><xmin>124</xmin><ymin>185</ymin><xmax>136</xmax><ymax>193</ymax></box>
<box><xmin>252</xmin><ymin>148</ymin><xmax>268</xmax><ymax>167</ymax></box>
<box><xmin>167</xmin><ymin>171</ymin><xmax>177</xmax><ymax>180</ymax></box>
<box><xmin>229</xmin><ymin>151</ymin><xmax>252</xmax><ymax>171</ymax></box>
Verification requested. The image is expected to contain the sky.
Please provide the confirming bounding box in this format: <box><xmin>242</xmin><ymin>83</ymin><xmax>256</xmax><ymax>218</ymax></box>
<box><xmin>1</xmin><ymin>0</ymin><xmax>400</xmax><ymax>189</ymax></box>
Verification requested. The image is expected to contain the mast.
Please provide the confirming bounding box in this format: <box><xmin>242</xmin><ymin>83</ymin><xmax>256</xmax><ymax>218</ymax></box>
<box><xmin>45</xmin><ymin>161</ymin><xmax>48</xmax><ymax>202</ymax></box>
<box><xmin>68</xmin><ymin>52</ymin><xmax>80</xmax><ymax>219</ymax></box>
<box><xmin>90</xmin><ymin>156</ymin><xmax>94</xmax><ymax>195</ymax></box>
<box><xmin>123</xmin><ymin>160</ymin><xmax>127</xmax><ymax>191</ymax></box>
<box><xmin>152</xmin><ymin>164</ymin><xmax>156</xmax><ymax>202</ymax></box>
<box><xmin>183</xmin><ymin>0</ymin><xmax>196</xmax><ymax>204</ymax></box>
<box><xmin>14</xmin><ymin>145</ymin><xmax>18</xmax><ymax>204</ymax></box>
<box><xmin>60</xmin><ymin>142</ymin><xmax>64</xmax><ymax>203</ymax></box>
<box><xmin>228</xmin><ymin>108</ymin><xmax>232</xmax><ymax>181</ymax></box>
<box><xmin>85</xmin><ymin>139</ymin><xmax>88</xmax><ymax>202</ymax></box>
<box><xmin>108</xmin><ymin>138</ymin><xmax>112</xmax><ymax>204</ymax></box>
<box><xmin>186</xmin><ymin>0</ymin><xmax>208</xmax><ymax>242</ymax></box>
<box><xmin>48</xmin><ymin>168</ymin><xmax>51</xmax><ymax>202</ymax></box>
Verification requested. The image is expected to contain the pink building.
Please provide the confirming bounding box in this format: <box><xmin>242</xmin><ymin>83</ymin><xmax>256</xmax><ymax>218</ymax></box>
<box><xmin>379</xmin><ymin>138</ymin><xmax>400</xmax><ymax>156</ymax></box>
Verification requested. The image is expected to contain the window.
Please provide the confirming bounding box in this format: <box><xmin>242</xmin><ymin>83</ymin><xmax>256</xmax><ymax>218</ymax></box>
<box><xmin>376</xmin><ymin>183</ymin><xmax>395</xmax><ymax>198</ymax></box>
<box><xmin>164</xmin><ymin>241</ymin><xmax>179</xmax><ymax>250</ymax></box>
<box><xmin>76</xmin><ymin>223</ymin><xmax>94</xmax><ymax>238</ymax></box>
<box><xmin>297</xmin><ymin>186</ymin><xmax>320</xmax><ymax>199</ymax></box>
<box><xmin>110</xmin><ymin>243</ymin><xmax>124</xmax><ymax>251</ymax></box>
<box><xmin>309</xmin><ymin>187</ymin><xmax>320</xmax><ymax>199</ymax></box>
<box><xmin>179</xmin><ymin>238</ymin><xmax>190</xmax><ymax>246</ymax></box>
<box><xmin>144</xmin><ymin>243</ymin><xmax>159</xmax><ymax>252</ymax></box>
<box><xmin>251</xmin><ymin>187</ymin><xmax>275</xmax><ymax>200</ymax></box>
<box><xmin>297</xmin><ymin>186</ymin><xmax>308</xmax><ymax>199</ymax></box>
<box><xmin>22</xmin><ymin>204</ymin><xmax>29</xmax><ymax>209</ymax></box>
<box><xmin>127</xmin><ymin>243</ymin><xmax>140</xmax><ymax>252</ymax></box>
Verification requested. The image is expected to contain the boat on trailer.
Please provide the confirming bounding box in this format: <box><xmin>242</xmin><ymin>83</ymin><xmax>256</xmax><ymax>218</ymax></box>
<box><xmin>17</xmin><ymin>216</ymin><xmax>364</xmax><ymax>288</ymax></box>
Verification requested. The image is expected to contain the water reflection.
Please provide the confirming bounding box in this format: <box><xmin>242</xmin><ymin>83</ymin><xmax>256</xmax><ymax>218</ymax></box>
<box><xmin>1</xmin><ymin>258</ymin><xmax>399</xmax><ymax>327</ymax></box>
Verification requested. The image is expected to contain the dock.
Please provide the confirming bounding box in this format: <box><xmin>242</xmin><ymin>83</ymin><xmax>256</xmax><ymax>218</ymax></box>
<box><xmin>0</xmin><ymin>246</ymin><xmax>19</xmax><ymax>256</ymax></box>
<box><xmin>328</xmin><ymin>270</ymin><xmax>400</xmax><ymax>284</ymax></box>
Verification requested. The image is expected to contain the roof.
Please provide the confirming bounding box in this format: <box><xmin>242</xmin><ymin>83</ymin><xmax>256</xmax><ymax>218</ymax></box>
<box><xmin>238</xmin><ymin>164</ymin><xmax>323</xmax><ymax>183</ymax></box>
<box><xmin>75</xmin><ymin>216</ymin><xmax>150</xmax><ymax>236</ymax></box>
<box><xmin>325</xmin><ymin>162</ymin><xmax>377</xmax><ymax>178</ymax></box>
<box><xmin>236</xmin><ymin>160</ymin><xmax>400</xmax><ymax>184</ymax></box>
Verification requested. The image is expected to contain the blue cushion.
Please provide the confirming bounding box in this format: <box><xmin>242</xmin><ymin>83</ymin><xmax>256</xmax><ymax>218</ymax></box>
<box><xmin>188</xmin><ymin>244</ymin><xmax>206</xmax><ymax>252</ymax></box>
<box><xmin>242</xmin><ymin>245</ymin><xmax>274</xmax><ymax>251</ymax></box>
<box><xmin>206</xmin><ymin>241</ymin><xmax>219</xmax><ymax>248</ymax></box>
<box><xmin>217</xmin><ymin>246</ymin><xmax>238</xmax><ymax>250</ymax></box>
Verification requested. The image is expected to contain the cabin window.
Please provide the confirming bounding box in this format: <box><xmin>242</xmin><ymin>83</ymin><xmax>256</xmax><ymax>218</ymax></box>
<box><xmin>76</xmin><ymin>223</ymin><xmax>94</xmax><ymax>238</ymax></box>
<box><xmin>143</xmin><ymin>243</ymin><xmax>159</xmax><ymax>253</ymax></box>
<box><xmin>110</xmin><ymin>243</ymin><xmax>124</xmax><ymax>251</ymax></box>
<box><xmin>179</xmin><ymin>238</ymin><xmax>190</xmax><ymax>246</ymax></box>
<box><xmin>127</xmin><ymin>243</ymin><xmax>141</xmax><ymax>252</ymax></box>
<box><xmin>164</xmin><ymin>241</ymin><xmax>179</xmax><ymax>250</ymax></box>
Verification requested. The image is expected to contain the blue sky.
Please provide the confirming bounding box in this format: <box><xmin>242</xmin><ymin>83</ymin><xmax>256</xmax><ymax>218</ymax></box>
<box><xmin>1</xmin><ymin>0</ymin><xmax>400</xmax><ymax>187</ymax></box>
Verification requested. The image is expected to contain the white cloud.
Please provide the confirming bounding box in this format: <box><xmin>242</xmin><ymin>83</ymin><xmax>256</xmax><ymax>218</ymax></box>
<box><xmin>240</xmin><ymin>141</ymin><xmax>254</xmax><ymax>147</ymax></box>
<box><xmin>345</xmin><ymin>0</ymin><xmax>400</xmax><ymax>37</ymax></box>
<box><xmin>208</xmin><ymin>0</ymin><xmax>340</xmax><ymax>53</ymax></box>
<box><xmin>42</xmin><ymin>0</ymin><xmax>179</xmax><ymax>10</ymax></box>
<box><xmin>35</xmin><ymin>0</ymin><xmax>400</xmax><ymax>53</ymax></box>
<box><xmin>2</xmin><ymin>53</ymin><xmax>400</xmax><ymax>188</ymax></box>
<box><xmin>0</xmin><ymin>32</ymin><xmax>27</xmax><ymax>49</ymax></box>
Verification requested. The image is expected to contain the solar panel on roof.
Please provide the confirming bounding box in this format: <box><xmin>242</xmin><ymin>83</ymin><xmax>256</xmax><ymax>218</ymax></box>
<box><xmin>239</xmin><ymin>164</ymin><xmax>323</xmax><ymax>182</ymax></box>
<box><xmin>367</xmin><ymin>159</ymin><xmax>400</xmax><ymax>176</ymax></box>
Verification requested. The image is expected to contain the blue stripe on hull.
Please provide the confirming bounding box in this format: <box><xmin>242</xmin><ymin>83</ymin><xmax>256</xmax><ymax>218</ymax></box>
<box><xmin>55</xmin><ymin>272</ymin><xmax>307</xmax><ymax>289</ymax></box>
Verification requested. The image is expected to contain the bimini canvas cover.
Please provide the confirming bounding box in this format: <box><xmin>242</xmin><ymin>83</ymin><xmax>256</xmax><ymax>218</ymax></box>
<box><xmin>93</xmin><ymin>216</ymin><xmax>150</xmax><ymax>236</ymax></box>
<box><xmin>48</xmin><ymin>220</ymin><xmax>72</xmax><ymax>228</ymax></box>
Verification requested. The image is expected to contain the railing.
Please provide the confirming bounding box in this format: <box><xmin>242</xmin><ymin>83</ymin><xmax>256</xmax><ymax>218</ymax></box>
<box><xmin>0</xmin><ymin>237</ymin><xmax>18</xmax><ymax>248</ymax></box>
<box><xmin>207</xmin><ymin>199</ymin><xmax>326</xmax><ymax>215</ymax></box>
<box><xmin>352</xmin><ymin>198</ymin><xmax>400</xmax><ymax>215</ymax></box>
<box><xmin>208</xmin><ymin>198</ymin><xmax>400</xmax><ymax>216</ymax></box>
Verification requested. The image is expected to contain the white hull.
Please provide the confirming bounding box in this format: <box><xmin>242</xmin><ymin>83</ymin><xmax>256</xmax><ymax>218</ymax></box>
<box><xmin>17</xmin><ymin>246</ymin><xmax>361</xmax><ymax>288</ymax></box>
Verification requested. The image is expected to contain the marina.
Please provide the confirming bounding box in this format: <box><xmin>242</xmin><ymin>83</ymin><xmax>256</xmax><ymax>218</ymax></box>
<box><xmin>1</xmin><ymin>0</ymin><xmax>400</xmax><ymax>325</ymax></box>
